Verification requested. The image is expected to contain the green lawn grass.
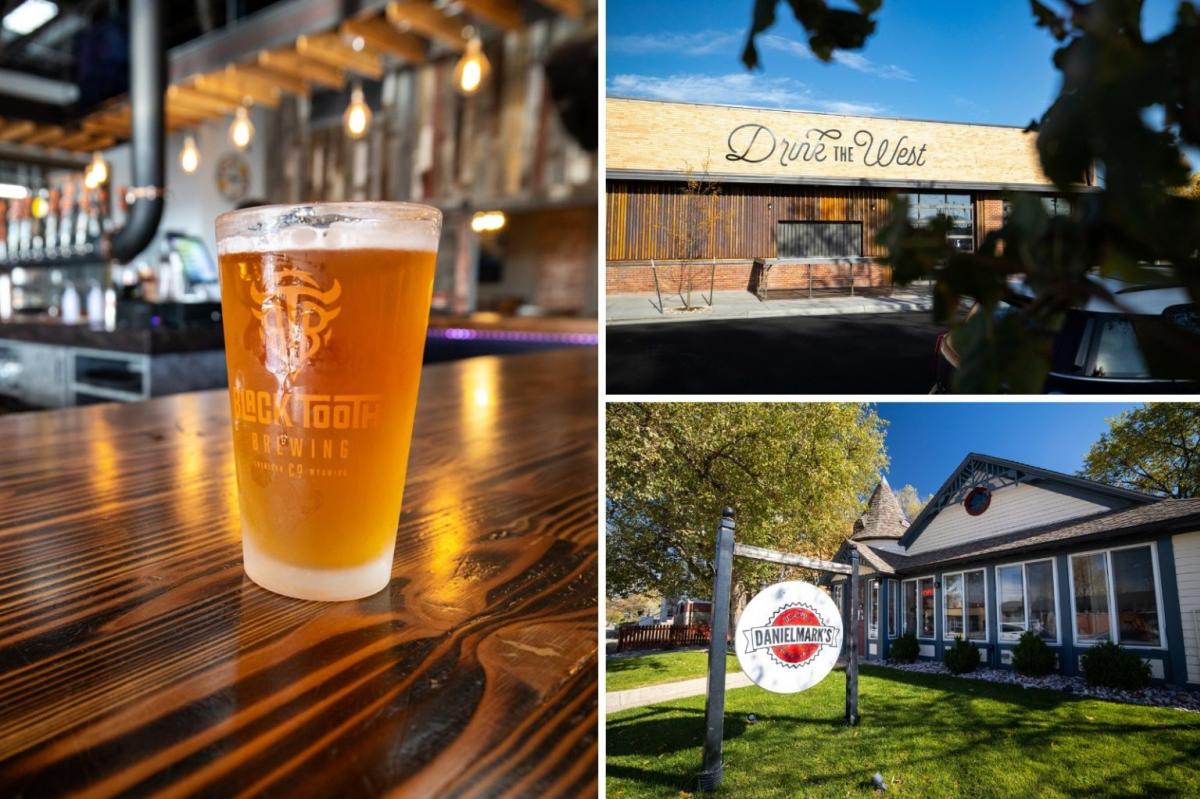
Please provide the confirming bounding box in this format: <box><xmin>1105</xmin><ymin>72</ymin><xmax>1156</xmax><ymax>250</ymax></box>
<box><xmin>608</xmin><ymin>664</ymin><xmax>1200</xmax><ymax>798</ymax></box>
<box><xmin>607</xmin><ymin>650</ymin><xmax>741</xmax><ymax>692</ymax></box>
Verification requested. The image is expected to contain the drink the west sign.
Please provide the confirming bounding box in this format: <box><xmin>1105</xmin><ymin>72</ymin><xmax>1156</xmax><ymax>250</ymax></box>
<box><xmin>735</xmin><ymin>581</ymin><xmax>844</xmax><ymax>693</ymax></box>
<box><xmin>726</xmin><ymin>123</ymin><xmax>929</xmax><ymax>170</ymax></box>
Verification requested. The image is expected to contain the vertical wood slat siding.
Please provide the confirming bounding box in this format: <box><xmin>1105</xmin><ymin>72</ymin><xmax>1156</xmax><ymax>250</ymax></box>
<box><xmin>606</xmin><ymin>181</ymin><xmax>895</xmax><ymax>261</ymax></box>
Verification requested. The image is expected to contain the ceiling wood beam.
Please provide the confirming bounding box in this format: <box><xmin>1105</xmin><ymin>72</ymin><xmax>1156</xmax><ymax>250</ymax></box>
<box><xmin>82</xmin><ymin>116</ymin><xmax>131</xmax><ymax>138</ymax></box>
<box><xmin>259</xmin><ymin>49</ymin><xmax>346</xmax><ymax>89</ymax></box>
<box><xmin>296</xmin><ymin>32</ymin><xmax>384</xmax><ymax>79</ymax></box>
<box><xmin>0</xmin><ymin>120</ymin><xmax>37</xmax><ymax>142</ymax></box>
<box><xmin>533</xmin><ymin>0</ymin><xmax>582</xmax><ymax>16</ymax></box>
<box><xmin>386</xmin><ymin>1</ymin><xmax>466</xmax><ymax>51</ymax></box>
<box><xmin>167</xmin><ymin>85</ymin><xmax>240</xmax><ymax>115</ymax></box>
<box><xmin>192</xmin><ymin>73</ymin><xmax>281</xmax><ymax>108</ymax></box>
<box><xmin>58</xmin><ymin>130</ymin><xmax>116</xmax><ymax>152</ymax></box>
<box><xmin>458</xmin><ymin>0</ymin><xmax>523</xmax><ymax>31</ymax></box>
<box><xmin>23</xmin><ymin>126</ymin><xmax>66</xmax><ymax>147</ymax></box>
<box><xmin>340</xmin><ymin>16</ymin><xmax>425</xmax><ymax>63</ymax></box>
<box><xmin>228</xmin><ymin>64</ymin><xmax>311</xmax><ymax>97</ymax></box>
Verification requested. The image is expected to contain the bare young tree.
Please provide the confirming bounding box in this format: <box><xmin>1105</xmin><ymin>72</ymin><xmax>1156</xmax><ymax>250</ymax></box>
<box><xmin>660</xmin><ymin>160</ymin><xmax>736</xmax><ymax>310</ymax></box>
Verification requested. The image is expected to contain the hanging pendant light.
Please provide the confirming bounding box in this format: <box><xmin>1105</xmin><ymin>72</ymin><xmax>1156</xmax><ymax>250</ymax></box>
<box><xmin>229</xmin><ymin>105</ymin><xmax>254</xmax><ymax>150</ymax></box>
<box><xmin>454</xmin><ymin>28</ymin><xmax>490</xmax><ymax>96</ymax></box>
<box><xmin>179</xmin><ymin>134</ymin><xmax>200</xmax><ymax>173</ymax></box>
<box><xmin>85</xmin><ymin>151</ymin><xmax>108</xmax><ymax>188</ymax></box>
<box><xmin>343</xmin><ymin>83</ymin><xmax>372</xmax><ymax>140</ymax></box>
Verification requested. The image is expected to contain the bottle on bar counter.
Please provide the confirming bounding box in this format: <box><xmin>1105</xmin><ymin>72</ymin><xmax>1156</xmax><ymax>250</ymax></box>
<box><xmin>74</xmin><ymin>184</ymin><xmax>90</xmax><ymax>253</ymax></box>
<box><xmin>18</xmin><ymin>197</ymin><xmax>32</xmax><ymax>260</ymax></box>
<box><xmin>44</xmin><ymin>188</ymin><xmax>60</xmax><ymax>260</ymax></box>
<box><xmin>60</xmin><ymin>183</ymin><xmax>76</xmax><ymax>254</ymax></box>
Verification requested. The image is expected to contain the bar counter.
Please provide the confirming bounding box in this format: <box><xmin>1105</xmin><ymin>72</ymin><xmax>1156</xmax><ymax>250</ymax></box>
<box><xmin>0</xmin><ymin>348</ymin><xmax>598</xmax><ymax>797</ymax></box>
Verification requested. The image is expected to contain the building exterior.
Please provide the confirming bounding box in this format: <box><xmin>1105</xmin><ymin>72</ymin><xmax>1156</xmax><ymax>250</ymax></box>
<box><xmin>828</xmin><ymin>455</ymin><xmax>1200</xmax><ymax>686</ymax></box>
<box><xmin>606</xmin><ymin>97</ymin><xmax>1090</xmax><ymax>296</ymax></box>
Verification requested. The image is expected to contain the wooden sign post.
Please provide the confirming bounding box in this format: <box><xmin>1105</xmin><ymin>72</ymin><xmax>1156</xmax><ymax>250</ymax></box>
<box><xmin>697</xmin><ymin>508</ymin><xmax>860</xmax><ymax>792</ymax></box>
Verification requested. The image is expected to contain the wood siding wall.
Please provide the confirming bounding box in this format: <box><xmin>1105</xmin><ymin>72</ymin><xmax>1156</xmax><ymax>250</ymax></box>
<box><xmin>607</xmin><ymin>180</ymin><xmax>894</xmax><ymax>261</ymax></box>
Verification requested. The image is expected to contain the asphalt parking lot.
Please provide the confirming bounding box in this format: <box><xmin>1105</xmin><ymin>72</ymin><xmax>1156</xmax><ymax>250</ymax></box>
<box><xmin>606</xmin><ymin>311</ymin><xmax>943</xmax><ymax>394</ymax></box>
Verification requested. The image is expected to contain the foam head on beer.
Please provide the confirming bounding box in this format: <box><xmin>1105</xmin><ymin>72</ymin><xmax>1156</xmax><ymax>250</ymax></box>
<box><xmin>215</xmin><ymin>203</ymin><xmax>441</xmax><ymax>601</ymax></box>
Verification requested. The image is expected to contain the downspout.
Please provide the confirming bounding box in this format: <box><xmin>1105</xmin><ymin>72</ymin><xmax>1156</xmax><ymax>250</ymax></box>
<box><xmin>107</xmin><ymin>0</ymin><xmax>165</xmax><ymax>263</ymax></box>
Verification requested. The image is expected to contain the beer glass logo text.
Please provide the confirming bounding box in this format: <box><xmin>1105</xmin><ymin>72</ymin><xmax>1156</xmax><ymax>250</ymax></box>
<box><xmin>250</xmin><ymin>267</ymin><xmax>342</xmax><ymax>374</ymax></box>
<box><xmin>231</xmin><ymin>388</ymin><xmax>383</xmax><ymax>430</ymax></box>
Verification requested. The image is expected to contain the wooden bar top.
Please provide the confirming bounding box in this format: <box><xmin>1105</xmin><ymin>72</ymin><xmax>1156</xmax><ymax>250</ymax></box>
<box><xmin>0</xmin><ymin>348</ymin><xmax>598</xmax><ymax>797</ymax></box>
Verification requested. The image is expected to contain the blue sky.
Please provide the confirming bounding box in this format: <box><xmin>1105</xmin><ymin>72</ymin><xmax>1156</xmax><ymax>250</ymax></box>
<box><xmin>607</xmin><ymin>1</ymin><xmax>1184</xmax><ymax>126</ymax></box>
<box><xmin>874</xmin><ymin>402</ymin><xmax>1141</xmax><ymax>499</ymax></box>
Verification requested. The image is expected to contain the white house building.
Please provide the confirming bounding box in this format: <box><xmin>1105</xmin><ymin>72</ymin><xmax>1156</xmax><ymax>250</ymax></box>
<box><xmin>828</xmin><ymin>454</ymin><xmax>1200</xmax><ymax>686</ymax></box>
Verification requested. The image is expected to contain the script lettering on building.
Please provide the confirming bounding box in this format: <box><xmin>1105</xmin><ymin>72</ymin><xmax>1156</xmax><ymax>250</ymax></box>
<box><xmin>726</xmin><ymin>122</ymin><xmax>929</xmax><ymax>170</ymax></box>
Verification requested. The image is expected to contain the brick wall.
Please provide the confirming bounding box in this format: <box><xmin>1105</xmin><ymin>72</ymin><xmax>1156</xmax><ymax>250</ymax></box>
<box><xmin>607</xmin><ymin>260</ymin><xmax>890</xmax><ymax>294</ymax></box>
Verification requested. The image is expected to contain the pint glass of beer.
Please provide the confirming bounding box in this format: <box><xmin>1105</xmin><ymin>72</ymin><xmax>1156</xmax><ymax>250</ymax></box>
<box><xmin>215</xmin><ymin>203</ymin><xmax>441</xmax><ymax>601</ymax></box>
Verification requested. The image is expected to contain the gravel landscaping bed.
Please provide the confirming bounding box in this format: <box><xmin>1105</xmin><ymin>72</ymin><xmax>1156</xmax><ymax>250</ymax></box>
<box><xmin>879</xmin><ymin>660</ymin><xmax>1200</xmax><ymax>712</ymax></box>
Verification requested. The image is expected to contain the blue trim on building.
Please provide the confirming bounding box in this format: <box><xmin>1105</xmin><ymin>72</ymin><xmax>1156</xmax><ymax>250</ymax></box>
<box><xmin>1055</xmin><ymin>554</ymin><xmax>1077</xmax><ymax>677</ymax></box>
<box><xmin>1157</xmin><ymin>535</ymin><xmax>1188</xmax><ymax>685</ymax></box>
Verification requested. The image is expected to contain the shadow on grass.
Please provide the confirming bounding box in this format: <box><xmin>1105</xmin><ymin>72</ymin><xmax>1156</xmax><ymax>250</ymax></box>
<box><xmin>608</xmin><ymin>668</ymin><xmax>1200</xmax><ymax>797</ymax></box>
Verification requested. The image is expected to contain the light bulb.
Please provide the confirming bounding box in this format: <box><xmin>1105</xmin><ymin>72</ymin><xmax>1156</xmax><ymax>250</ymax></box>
<box><xmin>343</xmin><ymin>84</ymin><xmax>372</xmax><ymax>139</ymax></box>
<box><xmin>88</xmin><ymin>152</ymin><xmax>108</xmax><ymax>185</ymax></box>
<box><xmin>179</xmin><ymin>134</ymin><xmax>200</xmax><ymax>173</ymax></box>
<box><xmin>470</xmin><ymin>210</ymin><xmax>506</xmax><ymax>233</ymax></box>
<box><xmin>454</xmin><ymin>37</ymin><xmax>490</xmax><ymax>96</ymax></box>
<box><xmin>229</xmin><ymin>106</ymin><xmax>254</xmax><ymax>150</ymax></box>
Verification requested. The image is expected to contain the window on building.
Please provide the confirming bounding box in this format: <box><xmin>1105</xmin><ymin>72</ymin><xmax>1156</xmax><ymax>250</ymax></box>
<box><xmin>868</xmin><ymin>581</ymin><xmax>880</xmax><ymax>639</ymax></box>
<box><xmin>1071</xmin><ymin>545</ymin><xmax>1162</xmax><ymax>647</ymax></box>
<box><xmin>943</xmin><ymin>569</ymin><xmax>987</xmax><ymax>641</ymax></box>
<box><xmin>899</xmin><ymin>192</ymin><xmax>974</xmax><ymax>252</ymax></box>
<box><xmin>997</xmin><ymin>559</ymin><xmax>1058</xmax><ymax>642</ymax></box>
<box><xmin>1002</xmin><ymin>196</ymin><xmax>1071</xmax><ymax>220</ymax></box>
<box><xmin>889</xmin><ymin>580</ymin><xmax>900</xmax><ymax>639</ymax></box>
<box><xmin>776</xmin><ymin>221</ymin><xmax>863</xmax><ymax>258</ymax></box>
<box><xmin>919</xmin><ymin>576</ymin><xmax>935</xmax><ymax>638</ymax></box>
<box><xmin>903</xmin><ymin>579</ymin><xmax>917</xmax><ymax>634</ymax></box>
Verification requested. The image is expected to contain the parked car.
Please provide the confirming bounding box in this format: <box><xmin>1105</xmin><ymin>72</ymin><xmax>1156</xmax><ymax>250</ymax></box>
<box><xmin>933</xmin><ymin>279</ymin><xmax>1199</xmax><ymax>393</ymax></box>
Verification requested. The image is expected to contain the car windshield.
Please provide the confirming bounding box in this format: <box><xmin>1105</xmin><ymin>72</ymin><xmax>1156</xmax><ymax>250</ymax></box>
<box><xmin>1090</xmin><ymin>317</ymin><xmax>1150</xmax><ymax>378</ymax></box>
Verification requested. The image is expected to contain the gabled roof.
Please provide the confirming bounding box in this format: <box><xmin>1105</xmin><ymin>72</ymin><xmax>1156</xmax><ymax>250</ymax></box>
<box><xmin>851</xmin><ymin>476</ymin><xmax>909</xmax><ymax>542</ymax></box>
<box><xmin>867</xmin><ymin>498</ymin><xmax>1200</xmax><ymax>574</ymax></box>
<box><xmin>897</xmin><ymin>453</ymin><xmax>1159</xmax><ymax>549</ymax></box>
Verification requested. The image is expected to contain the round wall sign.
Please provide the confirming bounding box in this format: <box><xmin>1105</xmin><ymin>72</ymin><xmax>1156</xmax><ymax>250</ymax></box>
<box><xmin>964</xmin><ymin>485</ymin><xmax>992</xmax><ymax>516</ymax></box>
<box><xmin>216</xmin><ymin>153</ymin><xmax>250</xmax><ymax>201</ymax></box>
<box><xmin>735</xmin><ymin>581</ymin><xmax>843</xmax><ymax>694</ymax></box>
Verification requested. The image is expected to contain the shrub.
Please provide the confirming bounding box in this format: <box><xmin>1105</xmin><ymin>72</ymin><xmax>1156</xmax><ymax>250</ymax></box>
<box><xmin>944</xmin><ymin>636</ymin><xmax>981</xmax><ymax>674</ymax></box>
<box><xmin>1011</xmin><ymin>631</ymin><xmax>1056</xmax><ymax>676</ymax></box>
<box><xmin>889</xmin><ymin>631</ymin><xmax>919</xmax><ymax>664</ymax></box>
<box><xmin>1081</xmin><ymin>641</ymin><xmax>1151</xmax><ymax>690</ymax></box>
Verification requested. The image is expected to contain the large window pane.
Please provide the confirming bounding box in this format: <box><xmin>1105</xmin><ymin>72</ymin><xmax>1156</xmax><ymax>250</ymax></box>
<box><xmin>965</xmin><ymin>570</ymin><xmax>987</xmax><ymax>640</ymax></box>
<box><xmin>869</xmin><ymin>581</ymin><xmax>880</xmax><ymax>639</ymax></box>
<box><xmin>889</xmin><ymin>580</ymin><xmax>900</xmax><ymax>638</ymax></box>
<box><xmin>1026</xmin><ymin>560</ymin><xmax>1057</xmax><ymax>641</ymax></box>
<box><xmin>1112</xmin><ymin>547</ymin><xmax>1160</xmax><ymax>646</ymax></box>
<box><xmin>904</xmin><ymin>580</ymin><xmax>917</xmax><ymax>634</ymax></box>
<box><xmin>1072</xmin><ymin>553</ymin><xmax>1111</xmax><ymax>642</ymax></box>
<box><xmin>943</xmin><ymin>573</ymin><xmax>964</xmax><ymax>638</ymax></box>
<box><xmin>919</xmin><ymin>577</ymin><xmax>935</xmax><ymax>638</ymax></box>
<box><xmin>998</xmin><ymin>564</ymin><xmax>1025</xmax><ymax>636</ymax></box>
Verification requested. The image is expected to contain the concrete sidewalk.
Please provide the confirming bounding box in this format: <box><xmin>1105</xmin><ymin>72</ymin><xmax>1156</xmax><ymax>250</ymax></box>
<box><xmin>606</xmin><ymin>672</ymin><xmax>755</xmax><ymax>714</ymax></box>
<box><xmin>607</xmin><ymin>287</ymin><xmax>933</xmax><ymax>326</ymax></box>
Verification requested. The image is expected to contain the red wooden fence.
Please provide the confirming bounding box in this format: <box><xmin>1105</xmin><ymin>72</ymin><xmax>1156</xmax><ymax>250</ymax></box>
<box><xmin>617</xmin><ymin>624</ymin><xmax>711</xmax><ymax>652</ymax></box>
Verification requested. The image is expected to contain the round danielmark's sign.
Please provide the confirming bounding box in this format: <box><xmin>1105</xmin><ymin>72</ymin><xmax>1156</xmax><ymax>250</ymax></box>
<box><xmin>735</xmin><ymin>581</ymin><xmax>843</xmax><ymax>694</ymax></box>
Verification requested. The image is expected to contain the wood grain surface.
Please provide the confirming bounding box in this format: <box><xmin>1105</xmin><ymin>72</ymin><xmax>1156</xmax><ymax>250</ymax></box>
<box><xmin>0</xmin><ymin>348</ymin><xmax>598</xmax><ymax>798</ymax></box>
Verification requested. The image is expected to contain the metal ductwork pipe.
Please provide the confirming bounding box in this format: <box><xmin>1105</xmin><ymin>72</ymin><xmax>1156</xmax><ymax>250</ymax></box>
<box><xmin>108</xmin><ymin>0</ymin><xmax>165</xmax><ymax>264</ymax></box>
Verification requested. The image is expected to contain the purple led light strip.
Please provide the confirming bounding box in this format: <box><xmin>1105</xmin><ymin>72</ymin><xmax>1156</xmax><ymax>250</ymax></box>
<box><xmin>427</xmin><ymin>327</ymin><xmax>598</xmax><ymax>345</ymax></box>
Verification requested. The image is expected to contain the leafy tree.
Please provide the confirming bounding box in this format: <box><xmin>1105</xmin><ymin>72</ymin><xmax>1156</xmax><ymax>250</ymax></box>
<box><xmin>606</xmin><ymin>403</ymin><xmax>888</xmax><ymax>622</ymax></box>
<box><xmin>742</xmin><ymin>0</ymin><xmax>1200</xmax><ymax>391</ymax></box>
<box><xmin>1081</xmin><ymin>403</ymin><xmax>1200</xmax><ymax>497</ymax></box>
<box><xmin>606</xmin><ymin>592</ymin><xmax>663</xmax><ymax>626</ymax></box>
<box><xmin>894</xmin><ymin>483</ymin><xmax>928</xmax><ymax>522</ymax></box>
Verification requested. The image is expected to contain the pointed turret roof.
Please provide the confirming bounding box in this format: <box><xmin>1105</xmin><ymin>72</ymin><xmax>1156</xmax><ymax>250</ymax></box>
<box><xmin>851</xmin><ymin>476</ymin><xmax>909</xmax><ymax>541</ymax></box>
